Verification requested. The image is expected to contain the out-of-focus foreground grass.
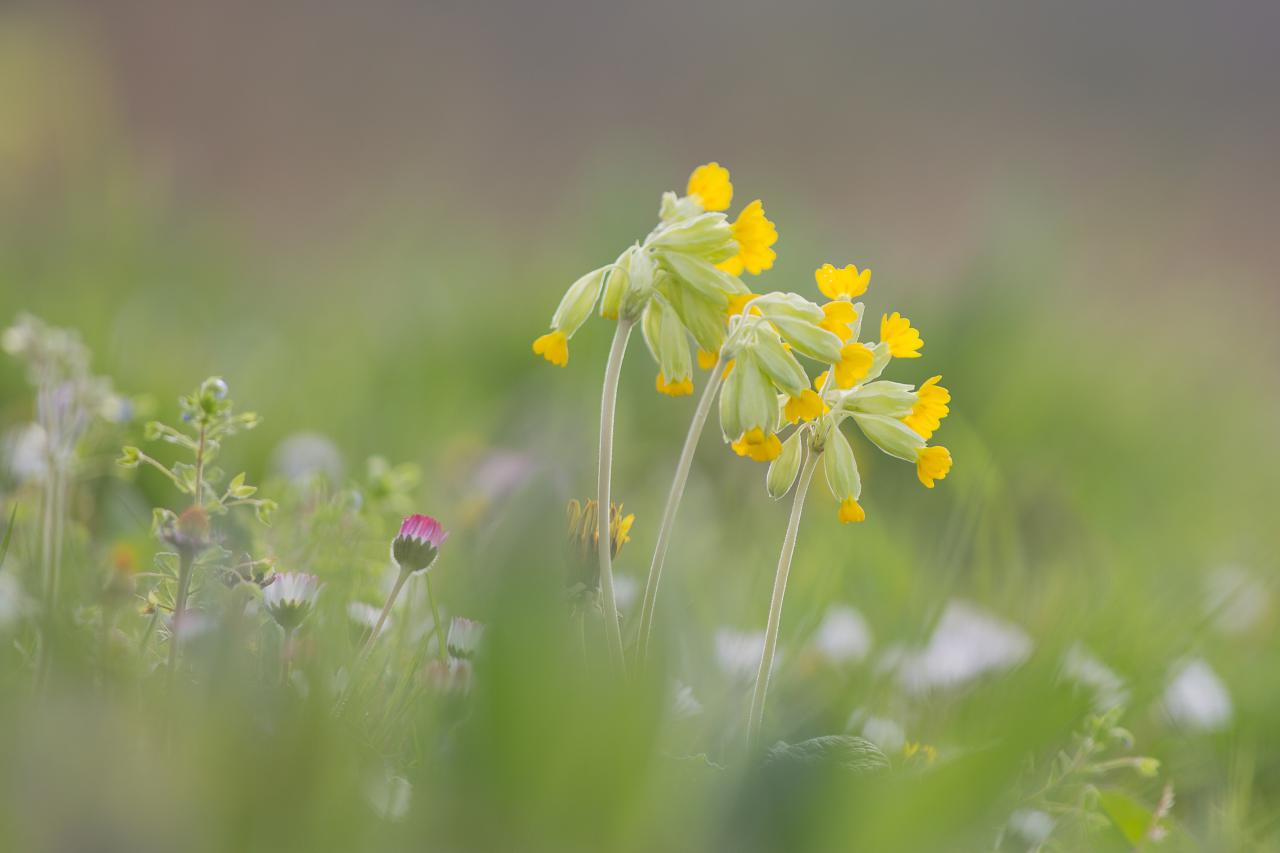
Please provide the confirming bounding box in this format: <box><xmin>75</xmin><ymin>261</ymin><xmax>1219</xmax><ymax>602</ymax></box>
<box><xmin>1</xmin><ymin>13</ymin><xmax>1278</xmax><ymax>853</ymax></box>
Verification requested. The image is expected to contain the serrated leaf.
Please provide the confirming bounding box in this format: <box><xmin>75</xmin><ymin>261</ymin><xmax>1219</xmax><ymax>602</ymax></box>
<box><xmin>764</xmin><ymin>735</ymin><xmax>889</xmax><ymax>774</ymax></box>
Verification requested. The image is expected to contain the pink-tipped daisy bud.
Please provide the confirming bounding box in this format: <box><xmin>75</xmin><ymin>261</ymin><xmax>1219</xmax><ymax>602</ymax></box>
<box><xmin>391</xmin><ymin>513</ymin><xmax>448</xmax><ymax>573</ymax></box>
<box><xmin>262</xmin><ymin>572</ymin><xmax>321</xmax><ymax>631</ymax></box>
<box><xmin>446</xmin><ymin>617</ymin><xmax>485</xmax><ymax>660</ymax></box>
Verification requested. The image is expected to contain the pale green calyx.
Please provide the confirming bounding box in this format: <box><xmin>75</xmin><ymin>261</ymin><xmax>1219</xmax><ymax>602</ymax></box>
<box><xmin>767</xmin><ymin>431</ymin><xmax>805</xmax><ymax>498</ymax></box>
<box><xmin>822</xmin><ymin>425</ymin><xmax>862</xmax><ymax>501</ymax></box>
<box><xmin>851</xmin><ymin>412</ymin><xmax>926</xmax><ymax>462</ymax></box>
<box><xmin>551</xmin><ymin>266</ymin><xmax>609</xmax><ymax>336</ymax></box>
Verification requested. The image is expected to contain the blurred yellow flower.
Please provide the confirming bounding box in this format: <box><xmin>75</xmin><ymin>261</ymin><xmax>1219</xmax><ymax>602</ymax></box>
<box><xmin>903</xmin><ymin>375</ymin><xmax>950</xmax><ymax>439</ymax></box>
<box><xmin>881</xmin><ymin>312</ymin><xmax>923</xmax><ymax>358</ymax></box>
<box><xmin>731</xmin><ymin>427</ymin><xmax>782</xmax><ymax>462</ymax></box>
<box><xmin>655</xmin><ymin>372</ymin><xmax>694</xmax><ymax>397</ymax></box>
<box><xmin>697</xmin><ymin>349</ymin><xmax>719</xmax><ymax>370</ymax></box>
<box><xmin>687</xmin><ymin>162</ymin><xmax>733</xmax><ymax>212</ymax></box>
<box><xmin>815</xmin><ymin>263</ymin><xmax>871</xmax><ymax>301</ymax></box>
<box><xmin>915</xmin><ymin>445</ymin><xmax>952</xmax><ymax>488</ymax></box>
<box><xmin>532</xmin><ymin>330</ymin><xmax>569</xmax><ymax>367</ymax></box>
<box><xmin>717</xmin><ymin>201</ymin><xmax>777</xmax><ymax>276</ymax></box>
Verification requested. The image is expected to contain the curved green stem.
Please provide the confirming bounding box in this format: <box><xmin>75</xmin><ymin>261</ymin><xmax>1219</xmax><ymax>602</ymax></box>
<box><xmin>746</xmin><ymin>448</ymin><xmax>818</xmax><ymax>749</ymax></box>
<box><xmin>596</xmin><ymin>319</ymin><xmax>633</xmax><ymax>672</ymax></box>
<box><xmin>636</xmin><ymin>356</ymin><xmax>725</xmax><ymax>667</ymax></box>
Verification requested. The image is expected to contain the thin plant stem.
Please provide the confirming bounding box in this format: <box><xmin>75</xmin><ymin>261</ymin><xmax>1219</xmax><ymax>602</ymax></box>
<box><xmin>280</xmin><ymin>627</ymin><xmax>294</xmax><ymax>687</ymax></box>
<box><xmin>746</xmin><ymin>448</ymin><xmax>818</xmax><ymax>750</ymax></box>
<box><xmin>360</xmin><ymin>568</ymin><xmax>411</xmax><ymax>661</ymax></box>
<box><xmin>636</xmin><ymin>355</ymin><xmax>726</xmax><ymax>667</ymax></box>
<box><xmin>596</xmin><ymin>318</ymin><xmax>633</xmax><ymax>672</ymax></box>
<box><xmin>166</xmin><ymin>549</ymin><xmax>195</xmax><ymax>678</ymax></box>
<box><xmin>425</xmin><ymin>572</ymin><xmax>447</xmax><ymax>664</ymax></box>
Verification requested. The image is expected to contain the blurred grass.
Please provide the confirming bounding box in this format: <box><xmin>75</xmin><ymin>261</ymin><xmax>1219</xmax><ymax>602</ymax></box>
<box><xmin>1</xmin><ymin>11</ymin><xmax>1279</xmax><ymax>852</ymax></box>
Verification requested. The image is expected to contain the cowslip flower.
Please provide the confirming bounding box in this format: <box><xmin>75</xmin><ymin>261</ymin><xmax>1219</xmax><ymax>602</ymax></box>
<box><xmin>717</xmin><ymin>200</ymin><xmax>778</xmax><ymax>277</ymax></box>
<box><xmin>391</xmin><ymin>513</ymin><xmax>448</xmax><ymax>573</ymax></box>
<box><xmin>902</xmin><ymin>375</ymin><xmax>950</xmax><ymax>440</ymax></box>
<box><xmin>686</xmin><ymin>161</ymin><xmax>733</xmax><ymax>211</ymax></box>
<box><xmin>880</xmin><ymin>311</ymin><xmax>923</xmax><ymax>358</ymax></box>
<box><xmin>262</xmin><ymin>572</ymin><xmax>321</xmax><ymax>631</ymax></box>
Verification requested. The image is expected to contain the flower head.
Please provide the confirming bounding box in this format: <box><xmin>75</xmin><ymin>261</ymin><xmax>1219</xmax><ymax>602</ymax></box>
<box><xmin>815</xmin><ymin>263</ymin><xmax>871</xmax><ymax>301</ymax></box>
<box><xmin>880</xmin><ymin>312</ymin><xmax>923</xmax><ymax>359</ymax></box>
<box><xmin>686</xmin><ymin>162</ymin><xmax>733</xmax><ymax>212</ymax></box>
<box><xmin>532</xmin><ymin>330</ymin><xmax>569</xmax><ymax>367</ymax></box>
<box><xmin>446</xmin><ymin>617</ymin><xmax>486</xmax><ymax>660</ymax></box>
<box><xmin>902</xmin><ymin>375</ymin><xmax>950</xmax><ymax>440</ymax></box>
<box><xmin>915</xmin><ymin>445</ymin><xmax>952</xmax><ymax>488</ymax></box>
<box><xmin>262</xmin><ymin>572</ymin><xmax>321</xmax><ymax>631</ymax></box>
<box><xmin>392</xmin><ymin>513</ymin><xmax>448</xmax><ymax>573</ymax></box>
<box><xmin>717</xmin><ymin>200</ymin><xmax>778</xmax><ymax>276</ymax></box>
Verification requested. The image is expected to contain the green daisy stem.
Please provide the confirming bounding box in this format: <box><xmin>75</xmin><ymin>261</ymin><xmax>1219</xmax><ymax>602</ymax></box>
<box><xmin>636</xmin><ymin>355</ymin><xmax>726</xmax><ymax>667</ymax></box>
<box><xmin>426</xmin><ymin>572</ymin><xmax>447</xmax><ymax>665</ymax></box>
<box><xmin>361</xmin><ymin>567</ymin><xmax>411</xmax><ymax>662</ymax></box>
<box><xmin>596</xmin><ymin>318</ymin><xmax>634</xmax><ymax>673</ymax></box>
<box><xmin>746</xmin><ymin>447</ymin><xmax>818</xmax><ymax>750</ymax></box>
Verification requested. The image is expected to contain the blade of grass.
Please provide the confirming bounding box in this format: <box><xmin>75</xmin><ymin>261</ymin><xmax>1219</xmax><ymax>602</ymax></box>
<box><xmin>0</xmin><ymin>504</ymin><xmax>16</xmax><ymax>569</ymax></box>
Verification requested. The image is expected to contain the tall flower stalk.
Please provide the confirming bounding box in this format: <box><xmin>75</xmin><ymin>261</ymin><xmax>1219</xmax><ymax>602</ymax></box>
<box><xmin>635</xmin><ymin>355</ymin><xmax>725</xmax><ymax>665</ymax></box>
<box><xmin>533</xmin><ymin>163</ymin><xmax>778</xmax><ymax>670</ymax></box>
<box><xmin>742</xmin><ymin>263</ymin><xmax>955</xmax><ymax>747</ymax></box>
<box><xmin>746</xmin><ymin>448</ymin><xmax>817</xmax><ymax>747</ymax></box>
<box><xmin>594</xmin><ymin>319</ymin><xmax>634</xmax><ymax>667</ymax></box>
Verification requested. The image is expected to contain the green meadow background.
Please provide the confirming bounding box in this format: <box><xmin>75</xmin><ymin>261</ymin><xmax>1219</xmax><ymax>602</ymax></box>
<box><xmin>1</xmin><ymin>3</ymin><xmax>1277</xmax><ymax>850</ymax></box>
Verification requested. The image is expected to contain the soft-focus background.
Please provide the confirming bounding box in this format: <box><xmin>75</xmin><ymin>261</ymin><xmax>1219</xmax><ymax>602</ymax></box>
<box><xmin>1</xmin><ymin>2</ymin><xmax>1278</xmax><ymax>850</ymax></box>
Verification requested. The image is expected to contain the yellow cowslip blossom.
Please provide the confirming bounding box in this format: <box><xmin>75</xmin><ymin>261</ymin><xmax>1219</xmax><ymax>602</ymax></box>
<box><xmin>902</xmin><ymin>375</ymin><xmax>949</xmax><ymax>440</ymax></box>
<box><xmin>731</xmin><ymin>427</ymin><xmax>783</xmax><ymax>463</ymax></box>
<box><xmin>903</xmin><ymin>742</ymin><xmax>939</xmax><ymax>764</ymax></box>
<box><xmin>838</xmin><ymin>497</ymin><xmax>866</xmax><ymax>524</ymax></box>
<box><xmin>818</xmin><ymin>300</ymin><xmax>858</xmax><ymax>341</ymax></box>
<box><xmin>656</xmin><ymin>372</ymin><xmax>694</xmax><ymax>397</ymax></box>
<box><xmin>784</xmin><ymin>389</ymin><xmax>826</xmax><ymax>424</ymax></box>
<box><xmin>880</xmin><ymin>312</ymin><xmax>923</xmax><ymax>358</ymax></box>
<box><xmin>815</xmin><ymin>263</ymin><xmax>871</xmax><ymax>301</ymax></box>
<box><xmin>727</xmin><ymin>292</ymin><xmax>759</xmax><ymax>317</ymax></box>
<box><xmin>697</xmin><ymin>349</ymin><xmax>719</xmax><ymax>370</ymax></box>
<box><xmin>834</xmin><ymin>342</ymin><xmax>875</xmax><ymax>388</ymax></box>
<box><xmin>686</xmin><ymin>162</ymin><xmax>733</xmax><ymax>212</ymax></box>
<box><xmin>567</xmin><ymin>499</ymin><xmax>636</xmax><ymax>562</ymax></box>
<box><xmin>532</xmin><ymin>330</ymin><xmax>569</xmax><ymax>367</ymax></box>
<box><xmin>717</xmin><ymin>200</ymin><xmax>777</xmax><ymax>276</ymax></box>
<box><xmin>915</xmin><ymin>445</ymin><xmax>952</xmax><ymax>488</ymax></box>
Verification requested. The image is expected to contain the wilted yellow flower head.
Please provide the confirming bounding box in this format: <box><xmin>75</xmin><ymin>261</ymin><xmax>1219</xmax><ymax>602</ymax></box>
<box><xmin>686</xmin><ymin>162</ymin><xmax>733</xmax><ymax>212</ymax></box>
<box><xmin>815</xmin><ymin>263</ymin><xmax>871</xmax><ymax>301</ymax></box>
<box><xmin>718</xmin><ymin>200</ymin><xmax>778</xmax><ymax>276</ymax></box>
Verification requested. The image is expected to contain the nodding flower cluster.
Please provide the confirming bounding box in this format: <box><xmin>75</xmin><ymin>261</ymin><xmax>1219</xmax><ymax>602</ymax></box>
<box><xmin>532</xmin><ymin>161</ymin><xmax>776</xmax><ymax>396</ymax></box>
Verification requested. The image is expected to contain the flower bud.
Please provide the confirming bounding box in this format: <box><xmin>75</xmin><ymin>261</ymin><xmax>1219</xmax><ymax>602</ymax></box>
<box><xmin>262</xmin><ymin>572</ymin><xmax>322</xmax><ymax>631</ymax></box>
<box><xmin>750</xmin><ymin>332</ymin><xmax>809</xmax><ymax>398</ymax></box>
<box><xmin>619</xmin><ymin>246</ymin><xmax>656</xmax><ymax>321</ymax></box>
<box><xmin>767</xmin><ymin>431</ymin><xmax>804</xmax><ymax>498</ymax></box>
<box><xmin>647</xmin><ymin>212</ymin><xmax>736</xmax><ymax>263</ymax></box>
<box><xmin>550</xmin><ymin>266</ymin><xmax>608</xmax><ymax>337</ymax></box>
<box><xmin>823</xmin><ymin>425</ymin><xmax>861</xmax><ymax>502</ymax></box>
<box><xmin>656</xmin><ymin>250</ymin><xmax>746</xmax><ymax>303</ymax></box>
<box><xmin>852</xmin><ymin>412</ymin><xmax>926</xmax><ymax>462</ymax></box>
<box><xmin>640</xmin><ymin>296</ymin><xmax>692</xmax><ymax>391</ymax></box>
<box><xmin>446</xmin><ymin>617</ymin><xmax>485</xmax><ymax>660</ymax></box>
<box><xmin>599</xmin><ymin>247</ymin><xmax>633</xmax><ymax>321</ymax></box>
<box><xmin>391</xmin><ymin>513</ymin><xmax>448</xmax><ymax>573</ymax></box>
<box><xmin>842</xmin><ymin>381</ymin><xmax>918</xmax><ymax>417</ymax></box>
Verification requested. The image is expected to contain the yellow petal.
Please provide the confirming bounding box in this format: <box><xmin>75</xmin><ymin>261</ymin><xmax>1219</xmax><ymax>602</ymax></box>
<box><xmin>686</xmin><ymin>162</ymin><xmax>733</xmax><ymax>211</ymax></box>
<box><xmin>838</xmin><ymin>497</ymin><xmax>866</xmax><ymax>524</ymax></box>
<box><xmin>532</xmin><ymin>331</ymin><xmax>569</xmax><ymax>367</ymax></box>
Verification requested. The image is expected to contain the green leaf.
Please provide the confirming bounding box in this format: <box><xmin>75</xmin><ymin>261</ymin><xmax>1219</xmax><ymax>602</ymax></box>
<box><xmin>0</xmin><ymin>504</ymin><xmax>16</xmax><ymax>569</ymax></box>
<box><xmin>1099</xmin><ymin>788</ymin><xmax>1154</xmax><ymax>846</ymax></box>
